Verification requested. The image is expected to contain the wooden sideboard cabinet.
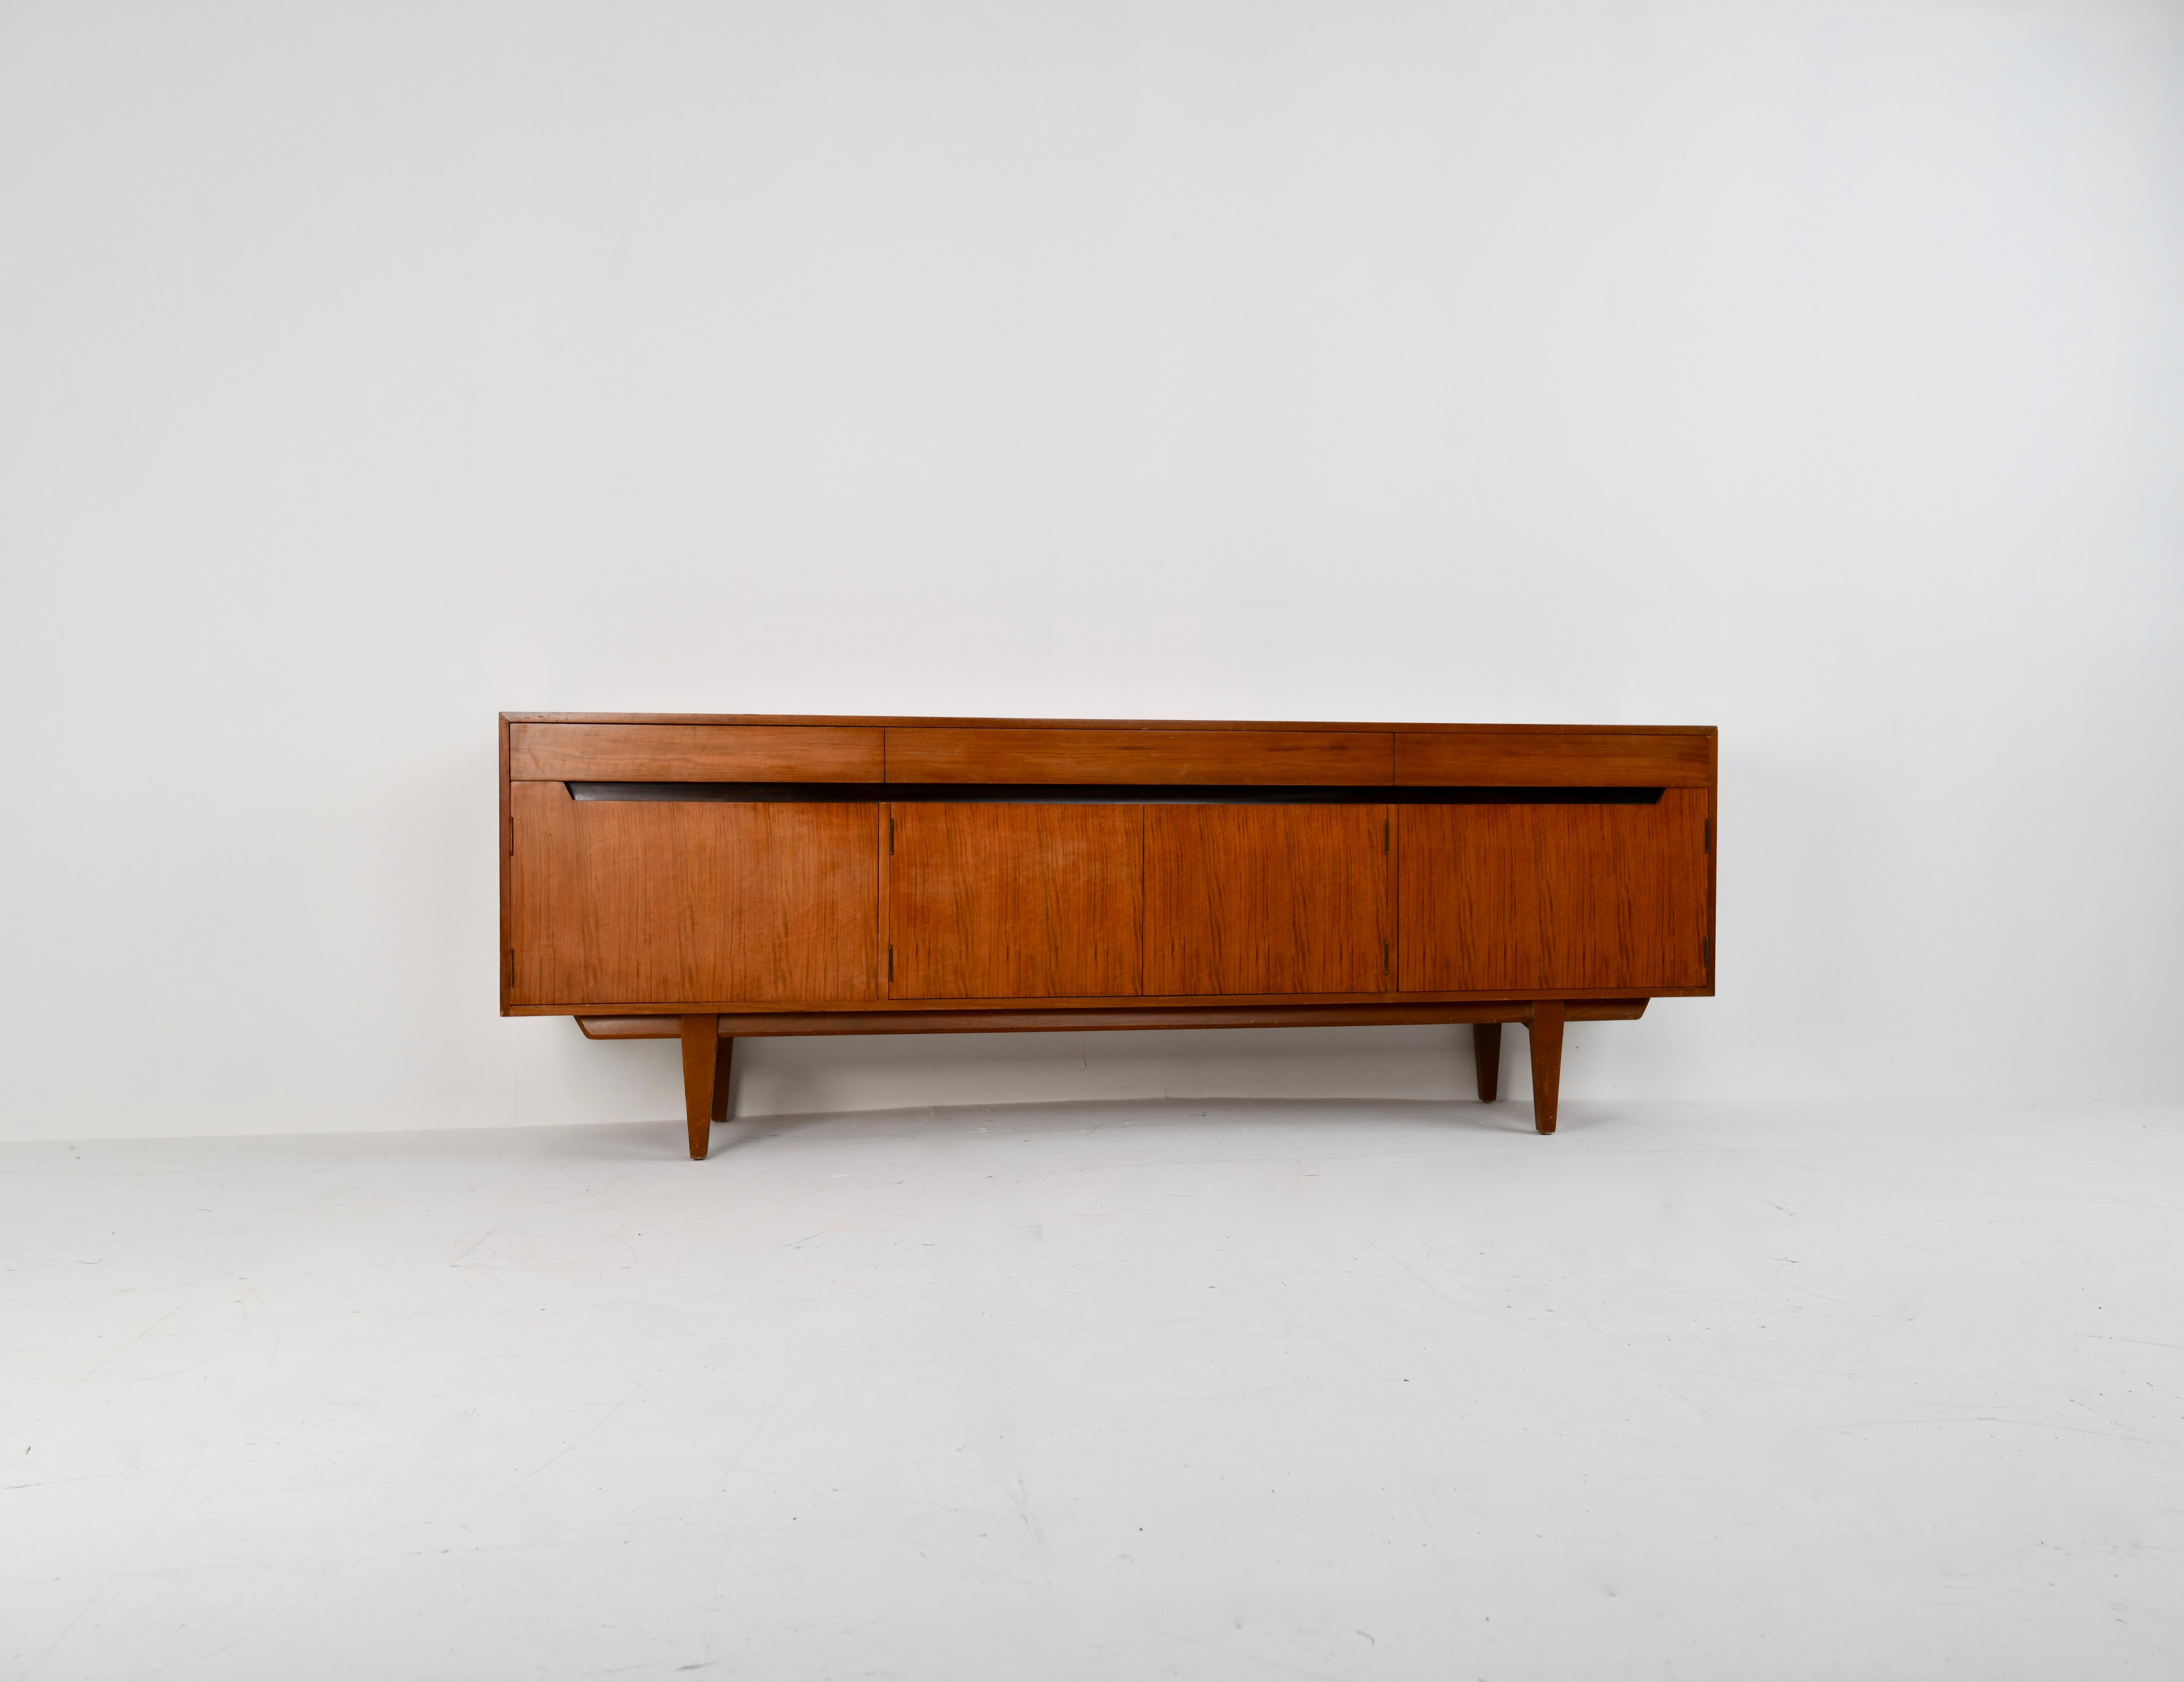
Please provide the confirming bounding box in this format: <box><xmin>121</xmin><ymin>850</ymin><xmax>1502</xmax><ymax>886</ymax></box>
<box><xmin>500</xmin><ymin>714</ymin><xmax>1717</xmax><ymax>1157</ymax></box>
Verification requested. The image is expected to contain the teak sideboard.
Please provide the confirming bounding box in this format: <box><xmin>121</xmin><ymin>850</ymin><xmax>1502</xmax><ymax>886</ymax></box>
<box><xmin>499</xmin><ymin>714</ymin><xmax>1717</xmax><ymax>1157</ymax></box>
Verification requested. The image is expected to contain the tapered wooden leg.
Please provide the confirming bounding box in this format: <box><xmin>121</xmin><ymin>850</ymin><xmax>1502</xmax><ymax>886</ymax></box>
<box><xmin>1527</xmin><ymin>1000</ymin><xmax>1564</xmax><ymax>1135</ymax></box>
<box><xmin>681</xmin><ymin>1015</ymin><xmax>720</xmax><ymax>1160</ymax></box>
<box><xmin>1472</xmin><ymin>1022</ymin><xmax>1502</xmax><ymax>1103</ymax></box>
<box><xmin>710</xmin><ymin>1036</ymin><xmax>734</xmax><ymax>1123</ymax></box>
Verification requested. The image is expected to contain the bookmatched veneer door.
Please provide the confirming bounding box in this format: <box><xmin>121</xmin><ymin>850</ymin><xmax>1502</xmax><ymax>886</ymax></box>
<box><xmin>889</xmin><ymin>804</ymin><xmax>1142</xmax><ymax>999</ymax></box>
<box><xmin>509</xmin><ymin>782</ymin><xmax>880</xmax><ymax>1004</ymax></box>
<box><xmin>1144</xmin><ymin>805</ymin><xmax>1391</xmax><ymax>995</ymax></box>
<box><xmin>1399</xmin><ymin>789</ymin><xmax>1710</xmax><ymax>992</ymax></box>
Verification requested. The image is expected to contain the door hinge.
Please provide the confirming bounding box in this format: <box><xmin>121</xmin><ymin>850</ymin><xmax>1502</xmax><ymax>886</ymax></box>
<box><xmin>1703</xmin><ymin>936</ymin><xmax>1712</xmax><ymax>966</ymax></box>
<box><xmin>888</xmin><ymin>813</ymin><xmax>894</xmax><ymax>854</ymax></box>
<box><xmin>1704</xmin><ymin>818</ymin><xmax>1711</xmax><ymax>853</ymax></box>
<box><xmin>887</xmin><ymin>945</ymin><xmax>894</xmax><ymax>982</ymax></box>
<box><xmin>1384</xmin><ymin>817</ymin><xmax>1389</xmax><ymax>854</ymax></box>
<box><xmin>1383</xmin><ymin>940</ymin><xmax>1390</xmax><ymax>975</ymax></box>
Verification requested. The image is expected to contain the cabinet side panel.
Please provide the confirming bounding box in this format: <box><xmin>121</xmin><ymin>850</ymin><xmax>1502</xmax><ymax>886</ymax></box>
<box><xmin>499</xmin><ymin>715</ymin><xmax>513</xmax><ymax>1011</ymax></box>
<box><xmin>511</xmin><ymin>789</ymin><xmax>880</xmax><ymax>1004</ymax></box>
<box><xmin>1399</xmin><ymin>791</ymin><xmax>1710</xmax><ymax>991</ymax></box>
<box><xmin>1144</xmin><ymin>805</ymin><xmax>1389</xmax><ymax>995</ymax></box>
<box><xmin>890</xmin><ymin>804</ymin><xmax>1143</xmax><ymax>998</ymax></box>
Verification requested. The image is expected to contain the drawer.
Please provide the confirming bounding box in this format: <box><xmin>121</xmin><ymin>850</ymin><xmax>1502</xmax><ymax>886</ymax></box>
<box><xmin>885</xmin><ymin>728</ymin><xmax>1393</xmax><ymax>785</ymax></box>
<box><xmin>1395</xmin><ymin>730</ymin><xmax>1711</xmax><ymax>787</ymax></box>
<box><xmin>509</xmin><ymin>723</ymin><xmax>883</xmax><ymax>782</ymax></box>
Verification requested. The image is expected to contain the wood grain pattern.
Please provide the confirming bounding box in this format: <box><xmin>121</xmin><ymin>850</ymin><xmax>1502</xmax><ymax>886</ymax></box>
<box><xmin>509</xmin><ymin>782</ymin><xmax>880</xmax><ymax>1005</ymax></box>
<box><xmin>879</xmin><ymin>802</ymin><xmax>893</xmax><ymax>996</ymax></box>
<box><xmin>1144</xmin><ymin>805</ymin><xmax>1390</xmax><ymax>995</ymax></box>
<box><xmin>1395</xmin><ymin>731</ymin><xmax>1712</xmax><ymax>787</ymax></box>
<box><xmin>574</xmin><ymin>998</ymin><xmax>1650</xmax><ymax>1037</ymax></box>
<box><xmin>1398</xmin><ymin>789</ymin><xmax>1710</xmax><ymax>992</ymax></box>
<box><xmin>886</xmin><ymin>728</ymin><xmax>1393</xmax><ymax>786</ymax></box>
<box><xmin>889</xmin><ymin>804</ymin><xmax>1142</xmax><ymax>999</ymax></box>
<box><xmin>510</xmin><ymin>722</ymin><xmax>882</xmax><ymax>782</ymax></box>
<box><xmin>499</xmin><ymin>714</ymin><xmax>513</xmax><ymax>1012</ymax></box>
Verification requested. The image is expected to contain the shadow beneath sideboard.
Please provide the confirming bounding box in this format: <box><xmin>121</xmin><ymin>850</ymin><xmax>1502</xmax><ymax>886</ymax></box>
<box><xmin>698</xmin><ymin>1092</ymin><xmax>1593</xmax><ymax>1155</ymax></box>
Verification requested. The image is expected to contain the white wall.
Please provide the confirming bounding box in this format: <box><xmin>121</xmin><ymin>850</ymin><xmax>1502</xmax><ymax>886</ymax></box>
<box><xmin>2</xmin><ymin>0</ymin><xmax>2179</xmax><ymax>1140</ymax></box>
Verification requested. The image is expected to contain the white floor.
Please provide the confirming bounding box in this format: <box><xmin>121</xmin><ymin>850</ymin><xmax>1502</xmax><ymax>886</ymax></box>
<box><xmin>3</xmin><ymin>1097</ymin><xmax>2180</xmax><ymax>1681</ymax></box>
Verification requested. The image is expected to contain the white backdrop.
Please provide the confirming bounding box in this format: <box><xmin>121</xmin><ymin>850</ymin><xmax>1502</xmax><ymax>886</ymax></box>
<box><xmin>2</xmin><ymin>0</ymin><xmax>2179</xmax><ymax>1139</ymax></box>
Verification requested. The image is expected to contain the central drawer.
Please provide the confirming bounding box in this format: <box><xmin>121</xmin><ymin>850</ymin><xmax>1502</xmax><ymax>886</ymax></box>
<box><xmin>885</xmin><ymin>728</ymin><xmax>1393</xmax><ymax>785</ymax></box>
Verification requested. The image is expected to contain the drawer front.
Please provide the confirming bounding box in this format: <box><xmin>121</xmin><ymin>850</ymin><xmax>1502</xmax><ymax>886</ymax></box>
<box><xmin>510</xmin><ymin>723</ymin><xmax>883</xmax><ymax>782</ymax></box>
<box><xmin>886</xmin><ymin>728</ymin><xmax>1393</xmax><ymax>785</ymax></box>
<box><xmin>1396</xmin><ymin>731</ymin><xmax>1711</xmax><ymax>787</ymax></box>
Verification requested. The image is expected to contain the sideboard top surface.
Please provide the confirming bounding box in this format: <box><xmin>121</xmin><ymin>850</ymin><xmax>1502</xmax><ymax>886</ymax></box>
<box><xmin>502</xmin><ymin>716</ymin><xmax>1717</xmax><ymax>789</ymax></box>
<box><xmin>502</xmin><ymin>712</ymin><xmax>1714</xmax><ymax>735</ymax></box>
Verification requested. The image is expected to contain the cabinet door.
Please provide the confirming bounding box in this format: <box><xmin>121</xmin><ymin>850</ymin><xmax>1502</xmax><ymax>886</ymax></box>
<box><xmin>509</xmin><ymin>783</ymin><xmax>880</xmax><ymax>1004</ymax></box>
<box><xmin>1398</xmin><ymin>789</ymin><xmax>1710</xmax><ymax>992</ymax></box>
<box><xmin>889</xmin><ymin>804</ymin><xmax>1142</xmax><ymax>999</ymax></box>
<box><xmin>1144</xmin><ymin>805</ymin><xmax>1390</xmax><ymax>995</ymax></box>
